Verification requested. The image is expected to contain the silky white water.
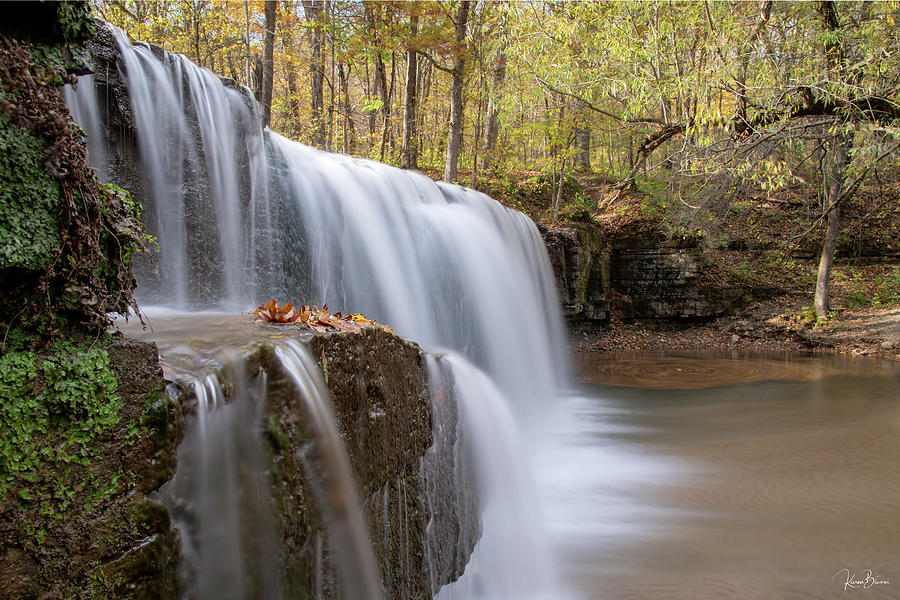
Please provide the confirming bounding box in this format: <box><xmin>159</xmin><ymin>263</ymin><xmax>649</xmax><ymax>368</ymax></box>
<box><xmin>163</xmin><ymin>356</ymin><xmax>284</xmax><ymax>600</ymax></box>
<box><xmin>427</xmin><ymin>354</ymin><xmax>559</xmax><ymax>600</ymax></box>
<box><xmin>276</xmin><ymin>340</ymin><xmax>385</xmax><ymax>600</ymax></box>
<box><xmin>67</xmin><ymin>25</ymin><xmax>578</xmax><ymax>600</ymax></box>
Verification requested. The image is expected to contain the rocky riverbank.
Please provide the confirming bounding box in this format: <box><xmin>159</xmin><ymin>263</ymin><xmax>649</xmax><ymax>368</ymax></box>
<box><xmin>572</xmin><ymin>297</ymin><xmax>900</xmax><ymax>361</ymax></box>
<box><xmin>484</xmin><ymin>171</ymin><xmax>900</xmax><ymax>363</ymax></box>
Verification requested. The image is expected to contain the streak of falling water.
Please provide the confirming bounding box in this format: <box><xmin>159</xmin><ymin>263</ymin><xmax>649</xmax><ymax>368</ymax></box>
<box><xmin>276</xmin><ymin>340</ymin><xmax>384</xmax><ymax>600</ymax></box>
<box><xmin>162</xmin><ymin>358</ymin><xmax>283</xmax><ymax>600</ymax></box>
<box><xmin>63</xmin><ymin>75</ymin><xmax>108</xmax><ymax>179</ymax></box>
<box><xmin>427</xmin><ymin>354</ymin><xmax>562</xmax><ymax>600</ymax></box>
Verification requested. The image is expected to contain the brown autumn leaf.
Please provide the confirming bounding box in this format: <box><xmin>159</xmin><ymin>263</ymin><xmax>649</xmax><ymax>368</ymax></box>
<box><xmin>253</xmin><ymin>298</ymin><xmax>302</xmax><ymax>323</ymax></box>
<box><xmin>318</xmin><ymin>312</ymin><xmax>363</xmax><ymax>334</ymax></box>
<box><xmin>254</xmin><ymin>300</ymin><xmax>389</xmax><ymax>336</ymax></box>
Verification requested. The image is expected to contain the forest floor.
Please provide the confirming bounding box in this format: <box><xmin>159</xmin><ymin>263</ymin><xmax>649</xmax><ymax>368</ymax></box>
<box><xmin>571</xmin><ymin>299</ymin><xmax>900</xmax><ymax>361</ymax></box>
<box><xmin>463</xmin><ymin>167</ymin><xmax>900</xmax><ymax>362</ymax></box>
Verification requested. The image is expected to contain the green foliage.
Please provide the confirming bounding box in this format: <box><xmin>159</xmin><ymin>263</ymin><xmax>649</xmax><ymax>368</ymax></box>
<box><xmin>0</xmin><ymin>114</ymin><xmax>62</xmax><ymax>271</ymax></box>
<box><xmin>55</xmin><ymin>0</ymin><xmax>97</xmax><ymax>43</ymax></box>
<box><xmin>0</xmin><ymin>338</ymin><xmax>121</xmax><ymax>512</ymax></box>
<box><xmin>27</xmin><ymin>45</ymin><xmax>69</xmax><ymax>85</ymax></box>
<box><xmin>0</xmin><ymin>33</ymin><xmax>145</xmax><ymax>339</ymax></box>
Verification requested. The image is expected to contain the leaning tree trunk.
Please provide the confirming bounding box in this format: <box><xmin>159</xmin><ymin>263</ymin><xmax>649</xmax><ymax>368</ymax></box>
<box><xmin>814</xmin><ymin>136</ymin><xmax>849</xmax><ymax>318</ymax></box>
<box><xmin>814</xmin><ymin>0</ymin><xmax>853</xmax><ymax>319</ymax></box>
<box><xmin>443</xmin><ymin>0</ymin><xmax>469</xmax><ymax>183</ymax></box>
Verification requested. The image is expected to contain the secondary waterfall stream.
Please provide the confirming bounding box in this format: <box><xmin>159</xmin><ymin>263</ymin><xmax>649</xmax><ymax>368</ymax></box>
<box><xmin>66</xmin><ymin>25</ymin><xmax>569</xmax><ymax>600</ymax></box>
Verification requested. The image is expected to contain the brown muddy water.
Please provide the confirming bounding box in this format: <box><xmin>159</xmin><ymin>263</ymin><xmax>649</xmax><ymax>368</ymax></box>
<box><xmin>541</xmin><ymin>353</ymin><xmax>900</xmax><ymax>600</ymax></box>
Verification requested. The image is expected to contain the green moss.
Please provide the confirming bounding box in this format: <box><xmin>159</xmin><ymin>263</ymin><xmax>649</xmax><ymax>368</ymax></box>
<box><xmin>28</xmin><ymin>45</ymin><xmax>67</xmax><ymax>85</ymax></box>
<box><xmin>55</xmin><ymin>1</ymin><xmax>97</xmax><ymax>44</ymax></box>
<box><xmin>0</xmin><ymin>338</ymin><xmax>121</xmax><ymax>511</ymax></box>
<box><xmin>0</xmin><ymin>114</ymin><xmax>62</xmax><ymax>271</ymax></box>
<box><xmin>1</xmin><ymin>29</ymin><xmax>145</xmax><ymax>339</ymax></box>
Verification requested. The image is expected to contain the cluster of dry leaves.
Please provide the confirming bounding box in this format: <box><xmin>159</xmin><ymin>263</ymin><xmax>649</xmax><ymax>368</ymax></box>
<box><xmin>253</xmin><ymin>299</ymin><xmax>394</xmax><ymax>335</ymax></box>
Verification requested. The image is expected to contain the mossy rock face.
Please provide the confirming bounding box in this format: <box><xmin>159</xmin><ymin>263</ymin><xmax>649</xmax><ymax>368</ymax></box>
<box><xmin>256</xmin><ymin>328</ymin><xmax>477</xmax><ymax>600</ymax></box>
<box><xmin>0</xmin><ymin>2</ymin><xmax>143</xmax><ymax>339</ymax></box>
<box><xmin>0</xmin><ymin>116</ymin><xmax>61</xmax><ymax>271</ymax></box>
<box><xmin>0</xmin><ymin>337</ymin><xmax>181</xmax><ymax>599</ymax></box>
<box><xmin>541</xmin><ymin>223</ymin><xmax>611</xmax><ymax>327</ymax></box>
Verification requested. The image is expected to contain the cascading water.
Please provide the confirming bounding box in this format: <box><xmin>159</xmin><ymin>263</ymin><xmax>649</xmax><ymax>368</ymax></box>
<box><xmin>427</xmin><ymin>354</ymin><xmax>557</xmax><ymax>599</ymax></box>
<box><xmin>163</xmin><ymin>355</ymin><xmax>283</xmax><ymax>600</ymax></box>
<box><xmin>103</xmin><ymin>27</ymin><xmax>274</xmax><ymax>307</ymax></box>
<box><xmin>63</xmin><ymin>76</ymin><xmax>109</xmax><ymax>180</ymax></box>
<box><xmin>275</xmin><ymin>341</ymin><xmax>384</xmax><ymax>600</ymax></box>
<box><xmin>67</xmin><ymin>25</ymin><xmax>576</xmax><ymax>600</ymax></box>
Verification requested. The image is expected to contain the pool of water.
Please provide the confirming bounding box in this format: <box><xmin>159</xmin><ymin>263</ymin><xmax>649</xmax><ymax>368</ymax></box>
<box><xmin>539</xmin><ymin>353</ymin><xmax>900</xmax><ymax>600</ymax></box>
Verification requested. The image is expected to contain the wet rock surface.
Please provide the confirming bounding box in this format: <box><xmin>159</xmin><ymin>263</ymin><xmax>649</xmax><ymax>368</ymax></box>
<box><xmin>256</xmin><ymin>328</ymin><xmax>478</xmax><ymax>599</ymax></box>
<box><xmin>0</xmin><ymin>338</ymin><xmax>181</xmax><ymax>600</ymax></box>
<box><xmin>540</xmin><ymin>224</ymin><xmax>609</xmax><ymax>325</ymax></box>
<box><xmin>541</xmin><ymin>224</ymin><xmax>744</xmax><ymax>328</ymax></box>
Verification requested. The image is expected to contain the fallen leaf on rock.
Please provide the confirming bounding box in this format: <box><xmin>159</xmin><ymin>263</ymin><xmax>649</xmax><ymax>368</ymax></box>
<box><xmin>254</xmin><ymin>299</ymin><xmax>391</xmax><ymax>335</ymax></box>
<box><xmin>254</xmin><ymin>299</ymin><xmax>302</xmax><ymax>323</ymax></box>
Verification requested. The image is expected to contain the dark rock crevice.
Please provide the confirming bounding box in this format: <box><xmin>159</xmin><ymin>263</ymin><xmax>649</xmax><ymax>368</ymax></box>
<box><xmin>541</xmin><ymin>223</ymin><xmax>745</xmax><ymax>329</ymax></box>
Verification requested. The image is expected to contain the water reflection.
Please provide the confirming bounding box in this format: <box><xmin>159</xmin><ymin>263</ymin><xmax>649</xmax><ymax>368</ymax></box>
<box><xmin>576</xmin><ymin>351</ymin><xmax>898</xmax><ymax>389</ymax></box>
<box><xmin>545</xmin><ymin>353</ymin><xmax>900</xmax><ymax>600</ymax></box>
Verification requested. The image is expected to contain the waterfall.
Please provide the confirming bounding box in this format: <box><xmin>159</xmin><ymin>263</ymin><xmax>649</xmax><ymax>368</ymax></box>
<box><xmin>427</xmin><ymin>354</ymin><xmax>557</xmax><ymax>599</ymax></box>
<box><xmin>103</xmin><ymin>27</ymin><xmax>274</xmax><ymax>307</ymax></box>
<box><xmin>275</xmin><ymin>341</ymin><xmax>384</xmax><ymax>600</ymax></box>
<box><xmin>63</xmin><ymin>75</ymin><xmax>109</xmax><ymax>180</ymax></box>
<box><xmin>163</xmin><ymin>358</ymin><xmax>283</xmax><ymax>600</ymax></box>
<box><xmin>66</xmin><ymin>25</ymin><xmax>574</xmax><ymax>600</ymax></box>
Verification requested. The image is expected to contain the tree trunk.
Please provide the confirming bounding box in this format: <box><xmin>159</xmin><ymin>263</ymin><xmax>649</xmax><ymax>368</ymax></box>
<box><xmin>281</xmin><ymin>1</ymin><xmax>300</xmax><ymax>138</ymax></box>
<box><xmin>443</xmin><ymin>0</ymin><xmax>470</xmax><ymax>183</ymax></box>
<box><xmin>551</xmin><ymin>158</ymin><xmax>567</xmax><ymax>226</ymax></box>
<box><xmin>327</xmin><ymin>0</ymin><xmax>335</xmax><ymax>151</ymax></box>
<box><xmin>379</xmin><ymin>51</ymin><xmax>395</xmax><ymax>161</ymax></box>
<box><xmin>191</xmin><ymin>1</ymin><xmax>202</xmax><ymax>67</ymax></box>
<box><xmin>573</xmin><ymin>101</ymin><xmax>591</xmax><ymax>171</ymax></box>
<box><xmin>481</xmin><ymin>35</ymin><xmax>507</xmax><ymax>173</ymax></box>
<box><xmin>400</xmin><ymin>11</ymin><xmax>419</xmax><ymax>170</ymax></box>
<box><xmin>244</xmin><ymin>1</ymin><xmax>252</xmax><ymax>85</ymax></box>
<box><xmin>261</xmin><ymin>0</ymin><xmax>277</xmax><ymax>126</ymax></box>
<box><xmin>302</xmin><ymin>0</ymin><xmax>326</xmax><ymax>147</ymax></box>
<box><xmin>365</xmin><ymin>3</ymin><xmax>390</xmax><ymax>158</ymax></box>
<box><xmin>252</xmin><ymin>52</ymin><xmax>263</xmax><ymax>102</ymax></box>
<box><xmin>338</xmin><ymin>62</ymin><xmax>356</xmax><ymax>153</ymax></box>
<box><xmin>814</xmin><ymin>0</ymin><xmax>853</xmax><ymax>318</ymax></box>
<box><xmin>814</xmin><ymin>135</ymin><xmax>849</xmax><ymax>318</ymax></box>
